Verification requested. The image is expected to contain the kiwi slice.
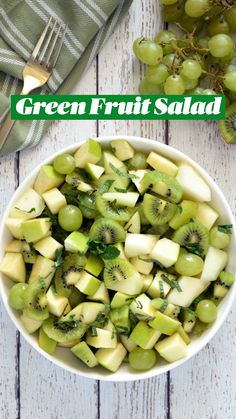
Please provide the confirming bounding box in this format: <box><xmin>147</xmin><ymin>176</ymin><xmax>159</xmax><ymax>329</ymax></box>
<box><xmin>141</xmin><ymin>171</ymin><xmax>183</xmax><ymax>203</ymax></box>
<box><xmin>24</xmin><ymin>281</ymin><xmax>49</xmax><ymax>321</ymax></box>
<box><xmin>143</xmin><ymin>193</ymin><xmax>177</xmax><ymax>226</ymax></box>
<box><xmin>95</xmin><ymin>173</ymin><xmax>127</xmax><ymax>192</ymax></box>
<box><xmin>42</xmin><ymin>316</ymin><xmax>87</xmax><ymax>343</ymax></box>
<box><xmin>104</xmin><ymin>258</ymin><xmax>142</xmax><ymax>294</ymax></box>
<box><xmin>219</xmin><ymin>103</ymin><xmax>236</xmax><ymax>144</ymax></box>
<box><xmin>96</xmin><ymin>195</ymin><xmax>133</xmax><ymax>222</ymax></box>
<box><xmin>172</xmin><ymin>222</ymin><xmax>209</xmax><ymax>255</ymax></box>
<box><xmin>55</xmin><ymin>254</ymin><xmax>86</xmax><ymax>298</ymax></box>
<box><xmin>89</xmin><ymin>218</ymin><xmax>126</xmax><ymax>244</ymax></box>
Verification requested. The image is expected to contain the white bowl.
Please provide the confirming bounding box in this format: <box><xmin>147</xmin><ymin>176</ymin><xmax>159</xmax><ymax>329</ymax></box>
<box><xmin>0</xmin><ymin>135</ymin><xmax>235</xmax><ymax>382</ymax></box>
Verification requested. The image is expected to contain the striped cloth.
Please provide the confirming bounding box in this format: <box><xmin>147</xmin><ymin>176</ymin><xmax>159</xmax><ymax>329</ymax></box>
<box><xmin>0</xmin><ymin>0</ymin><xmax>133</xmax><ymax>157</ymax></box>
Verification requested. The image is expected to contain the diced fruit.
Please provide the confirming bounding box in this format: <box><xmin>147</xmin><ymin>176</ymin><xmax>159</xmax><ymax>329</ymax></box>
<box><xmin>150</xmin><ymin>238</ymin><xmax>180</xmax><ymax>268</ymax></box>
<box><xmin>111</xmin><ymin>139</ymin><xmax>135</xmax><ymax>161</ymax></box>
<box><xmin>167</xmin><ymin>276</ymin><xmax>209</xmax><ymax>307</ymax></box>
<box><xmin>103</xmin><ymin>152</ymin><xmax>126</xmax><ymax>176</ymax></box>
<box><xmin>5</xmin><ymin>240</ymin><xmax>23</xmax><ymax>253</ymax></box>
<box><xmin>43</xmin><ymin>315</ymin><xmax>87</xmax><ymax>343</ymax></box>
<box><xmin>42</xmin><ymin>188</ymin><xmax>67</xmax><ymax>214</ymax></box>
<box><xmin>81</xmin><ymin>302</ymin><xmax>106</xmax><ymax>324</ymax></box>
<box><xmin>147</xmin><ymin>152</ymin><xmax>178</xmax><ymax>176</ymax></box>
<box><xmin>125</xmin><ymin>212</ymin><xmax>141</xmax><ymax>233</ymax></box>
<box><xmin>88</xmin><ymin>282</ymin><xmax>110</xmax><ymax>304</ymax></box>
<box><xmin>195</xmin><ymin>203</ymin><xmax>219</xmax><ymax>230</ymax></box>
<box><xmin>34</xmin><ymin>165</ymin><xmax>64</xmax><ymax>195</ymax></box>
<box><xmin>120</xmin><ymin>335</ymin><xmax>137</xmax><ymax>352</ymax></box>
<box><xmin>20</xmin><ymin>311</ymin><xmax>43</xmax><ymax>333</ymax></box>
<box><xmin>39</xmin><ymin>327</ymin><xmax>57</xmax><ymax>355</ymax></box>
<box><xmin>209</xmin><ymin>226</ymin><xmax>231</xmax><ymax>249</ymax></box>
<box><xmin>111</xmin><ymin>292</ymin><xmax>131</xmax><ymax>309</ymax></box>
<box><xmin>75</xmin><ymin>271</ymin><xmax>101</xmax><ymax>296</ymax></box>
<box><xmin>176</xmin><ymin>164</ymin><xmax>211</xmax><ymax>202</ymax></box>
<box><xmin>109</xmin><ymin>305</ymin><xmax>131</xmax><ymax>334</ymax></box>
<box><xmin>64</xmin><ymin>232</ymin><xmax>88</xmax><ymax>254</ymax></box>
<box><xmin>129</xmin><ymin>347</ymin><xmax>157</xmax><ymax>371</ymax></box>
<box><xmin>155</xmin><ymin>333</ymin><xmax>187</xmax><ymax>363</ymax></box>
<box><xmin>22</xmin><ymin>218</ymin><xmax>51</xmax><ymax>243</ymax></box>
<box><xmin>86</xmin><ymin>328</ymin><xmax>117</xmax><ymax>348</ymax></box>
<box><xmin>130</xmin><ymin>293</ymin><xmax>156</xmax><ymax>318</ymax></box>
<box><xmin>142</xmin><ymin>274</ymin><xmax>154</xmax><ymax>292</ymax></box>
<box><xmin>169</xmin><ymin>200</ymin><xmax>197</xmax><ymax>230</ymax></box>
<box><xmin>71</xmin><ymin>341</ymin><xmax>98</xmax><ymax>367</ymax></box>
<box><xmin>124</xmin><ymin>233</ymin><xmax>157</xmax><ymax>258</ymax></box>
<box><xmin>95</xmin><ymin>343</ymin><xmax>127</xmax><ymax>372</ymax></box>
<box><xmin>60</xmin><ymin>303</ymin><xmax>83</xmax><ymax>322</ymax></box>
<box><xmin>149</xmin><ymin>311</ymin><xmax>181</xmax><ymax>335</ymax></box>
<box><xmin>46</xmin><ymin>287</ymin><xmax>69</xmax><ymax>317</ymax></box>
<box><xmin>104</xmin><ymin>258</ymin><xmax>143</xmax><ymax>295</ymax></box>
<box><xmin>130</xmin><ymin>321</ymin><xmax>161</xmax><ymax>349</ymax></box>
<box><xmin>85</xmin><ymin>163</ymin><xmax>104</xmax><ymax>180</ymax></box>
<box><xmin>147</xmin><ymin>271</ymin><xmax>176</xmax><ymax>298</ymax></box>
<box><xmin>28</xmin><ymin>255</ymin><xmax>55</xmax><ymax>287</ymax></box>
<box><xmin>219</xmin><ymin>271</ymin><xmax>235</xmax><ymax>286</ymax></box>
<box><xmin>130</xmin><ymin>256</ymin><xmax>153</xmax><ymax>274</ymax></box>
<box><xmin>182</xmin><ymin>309</ymin><xmax>196</xmax><ymax>333</ymax></box>
<box><xmin>10</xmin><ymin>188</ymin><xmax>45</xmax><ymax>220</ymax></box>
<box><xmin>103</xmin><ymin>192</ymin><xmax>139</xmax><ymax>208</ymax></box>
<box><xmin>5</xmin><ymin>218</ymin><xmax>24</xmax><ymax>239</ymax></box>
<box><xmin>34</xmin><ymin>236</ymin><xmax>63</xmax><ymax>260</ymax></box>
<box><xmin>114</xmin><ymin>243</ymin><xmax>128</xmax><ymax>260</ymax></box>
<box><xmin>129</xmin><ymin>169</ymin><xmax>149</xmax><ymax>194</ymax></box>
<box><xmin>0</xmin><ymin>253</ymin><xmax>26</xmax><ymax>283</ymax></box>
<box><xmin>201</xmin><ymin>246</ymin><xmax>228</xmax><ymax>282</ymax></box>
<box><xmin>143</xmin><ymin>194</ymin><xmax>177</xmax><ymax>225</ymax></box>
<box><xmin>142</xmin><ymin>171</ymin><xmax>182</xmax><ymax>203</ymax></box>
<box><xmin>84</xmin><ymin>254</ymin><xmax>104</xmax><ymax>276</ymax></box>
<box><xmin>74</xmin><ymin>138</ymin><xmax>102</xmax><ymax>168</ymax></box>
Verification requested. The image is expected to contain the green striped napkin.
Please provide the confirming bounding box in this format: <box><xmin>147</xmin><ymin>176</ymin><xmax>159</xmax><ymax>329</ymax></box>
<box><xmin>0</xmin><ymin>0</ymin><xmax>133</xmax><ymax>157</ymax></box>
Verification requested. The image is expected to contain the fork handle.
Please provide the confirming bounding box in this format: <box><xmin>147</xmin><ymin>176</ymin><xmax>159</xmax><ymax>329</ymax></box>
<box><xmin>0</xmin><ymin>112</ymin><xmax>15</xmax><ymax>152</ymax></box>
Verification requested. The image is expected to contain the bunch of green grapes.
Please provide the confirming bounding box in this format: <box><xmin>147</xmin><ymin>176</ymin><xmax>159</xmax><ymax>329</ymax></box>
<box><xmin>133</xmin><ymin>1</ymin><xmax>236</xmax><ymax>101</ymax></box>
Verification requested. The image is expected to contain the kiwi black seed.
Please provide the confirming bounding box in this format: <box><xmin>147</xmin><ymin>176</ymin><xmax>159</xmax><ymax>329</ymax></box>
<box><xmin>104</xmin><ymin>258</ymin><xmax>133</xmax><ymax>285</ymax></box>
<box><xmin>141</xmin><ymin>171</ymin><xmax>183</xmax><ymax>203</ymax></box>
<box><xmin>42</xmin><ymin>316</ymin><xmax>87</xmax><ymax>343</ymax></box>
<box><xmin>89</xmin><ymin>218</ymin><xmax>126</xmax><ymax>244</ymax></box>
<box><xmin>55</xmin><ymin>254</ymin><xmax>86</xmax><ymax>297</ymax></box>
<box><xmin>143</xmin><ymin>193</ymin><xmax>177</xmax><ymax>226</ymax></box>
<box><xmin>219</xmin><ymin>104</ymin><xmax>236</xmax><ymax>144</ymax></box>
<box><xmin>172</xmin><ymin>222</ymin><xmax>209</xmax><ymax>254</ymax></box>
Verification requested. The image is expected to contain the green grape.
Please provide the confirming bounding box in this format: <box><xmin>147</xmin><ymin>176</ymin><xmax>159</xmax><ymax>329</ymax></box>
<box><xmin>161</xmin><ymin>0</ymin><xmax>178</xmax><ymax>4</ymax></box>
<box><xmin>146</xmin><ymin>64</ymin><xmax>169</xmax><ymax>84</ymax></box>
<box><xmin>207</xmin><ymin>16</ymin><xmax>229</xmax><ymax>36</ymax></box>
<box><xmin>225</xmin><ymin>6</ymin><xmax>236</xmax><ymax>32</ymax></box>
<box><xmin>196</xmin><ymin>300</ymin><xmax>217</xmax><ymax>323</ymax></box>
<box><xmin>139</xmin><ymin>78</ymin><xmax>164</xmax><ymax>95</ymax></box>
<box><xmin>155</xmin><ymin>30</ymin><xmax>176</xmax><ymax>55</ymax></box>
<box><xmin>133</xmin><ymin>38</ymin><xmax>163</xmax><ymax>65</ymax></box>
<box><xmin>198</xmin><ymin>36</ymin><xmax>210</xmax><ymax>51</ymax></box>
<box><xmin>210</xmin><ymin>50</ymin><xmax>234</xmax><ymax>70</ymax></box>
<box><xmin>188</xmin><ymin>87</ymin><xmax>204</xmax><ymax>95</ymax></box>
<box><xmin>223</xmin><ymin>71</ymin><xmax>236</xmax><ymax>93</ymax></box>
<box><xmin>175</xmin><ymin>253</ymin><xmax>204</xmax><ymax>276</ymax></box>
<box><xmin>78</xmin><ymin>193</ymin><xmax>98</xmax><ymax>219</ymax></box>
<box><xmin>162</xmin><ymin>3</ymin><xmax>184</xmax><ymax>23</ymax></box>
<box><xmin>208</xmin><ymin>34</ymin><xmax>234</xmax><ymax>58</ymax></box>
<box><xmin>53</xmin><ymin>153</ymin><xmax>76</xmax><ymax>175</ymax></box>
<box><xmin>128</xmin><ymin>152</ymin><xmax>148</xmax><ymax>169</ymax></box>
<box><xmin>185</xmin><ymin>0</ymin><xmax>209</xmax><ymax>18</ymax></box>
<box><xmin>8</xmin><ymin>283</ymin><xmax>28</xmax><ymax>310</ymax></box>
<box><xmin>209</xmin><ymin>226</ymin><xmax>230</xmax><ymax>249</ymax></box>
<box><xmin>181</xmin><ymin>59</ymin><xmax>202</xmax><ymax>80</ymax></box>
<box><xmin>164</xmin><ymin>75</ymin><xmax>185</xmax><ymax>94</ymax></box>
<box><xmin>162</xmin><ymin>53</ymin><xmax>181</xmax><ymax>68</ymax></box>
<box><xmin>129</xmin><ymin>347</ymin><xmax>157</xmax><ymax>371</ymax></box>
<box><xmin>181</xmin><ymin>75</ymin><xmax>198</xmax><ymax>90</ymax></box>
<box><xmin>202</xmin><ymin>89</ymin><xmax>216</xmax><ymax>95</ymax></box>
<box><xmin>58</xmin><ymin>204</ymin><xmax>83</xmax><ymax>231</ymax></box>
<box><xmin>225</xmin><ymin>65</ymin><xmax>236</xmax><ymax>73</ymax></box>
<box><xmin>179</xmin><ymin>13</ymin><xmax>204</xmax><ymax>33</ymax></box>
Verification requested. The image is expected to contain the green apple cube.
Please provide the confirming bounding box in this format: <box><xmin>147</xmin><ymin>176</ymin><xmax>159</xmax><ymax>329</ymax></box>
<box><xmin>110</xmin><ymin>292</ymin><xmax>131</xmax><ymax>309</ymax></box>
<box><xmin>28</xmin><ymin>255</ymin><xmax>56</xmax><ymax>287</ymax></box>
<box><xmin>71</xmin><ymin>341</ymin><xmax>98</xmax><ymax>368</ymax></box>
<box><xmin>0</xmin><ymin>252</ymin><xmax>26</xmax><ymax>283</ymax></box>
<box><xmin>84</xmin><ymin>254</ymin><xmax>104</xmax><ymax>276</ymax></box>
<box><xmin>201</xmin><ymin>246</ymin><xmax>228</xmax><ymax>282</ymax></box>
<box><xmin>46</xmin><ymin>287</ymin><xmax>69</xmax><ymax>317</ymax></box>
<box><xmin>61</xmin><ymin>303</ymin><xmax>83</xmax><ymax>322</ymax></box>
<box><xmin>81</xmin><ymin>302</ymin><xmax>106</xmax><ymax>324</ymax></box>
<box><xmin>39</xmin><ymin>327</ymin><xmax>57</xmax><ymax>355</ymax></box>
<box><xmin>74</xmin><ymin>138</ymin><xmax>102</xmax><ymax>168</ymax></box>
<box><xmin>5</xmin><ymin>240</ymin><xmax>23</xmax><ymax>253</ymax></box>
<box><xmin>21</xmin><ymin>311</ymin><xmax>43</xmax><ymax>334</ymax></box>
<box><xmin>95</xmin><ymin>343</ymin><xmax>127</xmax><ymax>372</ymax></box>
<box><xmin>155</xmin><ymin>332</ymin><xmax>187</xmax><ymax>363</ymax></box>
<box><xmin>10</xmin><ymin>188</ymin><xmax>45</xmax><ymax>220</ymax></box>
<box><xmin>169</xmin><ymin>200</ymin><xmax>198</xmax><ymax>230</ymax></box>
<box><xmin>22</xmin><ymin>218</ymin><xmax>51</xmax><ymax>243</ymax></box>
<box><xmin>64</xmin><ymin>232</ymin><xmax>88</xmax><ymax>254</ymax></box>
<box><xmin>150</xmin><ymin>238</ymin><xmax>180</xmax><ymax>268</ymax></box>
<box><xmin>130</xmin><ymin>256</ymin><xmax>153</xmax><ymax>274</ymax></box>
<box><xmin>86</xmin><ymin>328</ymin><xmax>117</xmax><ymax>348</ymax></box>
<box><xmin>125</xmin><ymin>211</ymin><xmax>141</xmax><ymax>234</ymax></box>
<box><xmin>130</xmin><ymin>321</ymin><xmax>161</xmax><ymax>349</ymax></box>
<box><xmin>75</xmin><ymin>271</ymin><xmax>101</xmax><ymax>296</ymax></box>
<box><xmin>147</xmin><ymin>271</ymin><xmax>176</xmax><ymax>298</ymax></box>
<box><xmin>177</xmin><ymin>326</ymin><xmax>191</xmax><ymax>345</ymax></box>
<box><xmin>85</xmin><ymin>163</ymin><xmax>104</xmax><ymax>180</ymax></box>
<box><xmin>125</xmin><ymin>234</ymin><xmax>157</xmax><ymax>258</ymax></box>
<box><xmin>120</xmin><ymin>334</ymin><xmax>137</xmax><ymax>352</ymax></box>
<box><xmin>167</xmin><ymin>276</ymin><xmax>209</xmax><ymax>307</ymax></box>
<box><xmin>5</xmin><ymin>218</ymin><xmax>24</xmax><ymax>239</ymax></box>
<box><xmin>34</xmin><ymin>165</ymin><xmax>64</xmax><ymax>195</ymax></box>
<box><xmin>142</xmin><ymin>274</ymin><xmax>154</xmax><ymax>292</ymax></box>
<box><xmin>176</xmin><ymin>163</ymin><xmax>211</xmax><ymax>202</ymax></box>
<box><xmin>103</xmin><ymin>192</ymin><xmax>139</xmax><ymax>208</ymax></box>
<box><xmin>110</xmin><ymin>139</ymin><xmax>135</xmax><ymax>161</ymax></box>
<box><xmin>34</xmin><ymin>236</ymin><xmax>63</xmax><ymax>260</ymax></box>
<box><xmin>129</xmin><ymin>169</ymin><xmax>149</xmax><ymax>194</ymax></box>
<box><xmin>149</xmin><ymin>311</ymin><xmax>181</xmax><ymax>335</ymax></box>
<box><xmin>147</xmin><ymin>152</ymin><xmax>178</xmax><ymax>176</ymax></box>
<box><xmin>103</xmin><ymin>152</ymin><xmax>126</xmax><ymax>175</ymax></box>
<box><xmin>195</xmin><ymin>202</ymin><xmax>219</xmax><ymax>230</ymax></box>
<box><xmin>130</xmin><ymin>293</ymin><xmax>156</xmax><ymax>318</ymax></box>
<box><xmin>89</xmin><ymin>282</ymin><xmax>110</xmax><ymax>303</ymax></box>
<box><xmin>42</xmin><ymin>188</ymin><xmax>67</xmax><ymax>214</ymax></box>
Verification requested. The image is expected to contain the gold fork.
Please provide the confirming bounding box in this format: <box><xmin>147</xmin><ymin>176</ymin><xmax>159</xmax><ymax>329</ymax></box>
<box><xmin>0</xmin><ymin>17</ymin><xmax>67</xmax><ymax>151</ymax></box>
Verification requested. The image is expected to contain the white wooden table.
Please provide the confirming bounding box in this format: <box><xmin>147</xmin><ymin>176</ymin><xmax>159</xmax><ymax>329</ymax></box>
<box><xmin>1</xmin><ymin>2</ymin><xmax>236</xmax><ymax>418</ymax></box>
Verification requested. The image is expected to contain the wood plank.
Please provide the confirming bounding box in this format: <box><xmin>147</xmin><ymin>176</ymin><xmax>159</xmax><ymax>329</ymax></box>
<box><xmin>168</xmin><ymin>120</ymin><xmax>236</xmax><ymax>419</ymax></box>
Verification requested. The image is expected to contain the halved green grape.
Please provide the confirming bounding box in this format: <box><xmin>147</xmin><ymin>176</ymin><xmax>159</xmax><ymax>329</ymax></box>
<box><xmin>139</xmin><ymin>78</ymin><xmax>164</xmax><ymax>95</ymax></box>
<box><xmin>164</xmin><ymin>75</ymin><xmax>185</xmax><ymax>94</ymax></box>
<box><xmin>185</xmin><ymin>0</ymin><xmax>209</xmax><ymax>18</ymax></box>
<box><xmin>223</xmin><ymin>72</ymin><xmax>236</xmax><ymax>93</ymax></box>
<box><xmin>196</xmin><ymin>300</ymin><xmax>217</xmax><ymax>323</ymax></box>
<box><xmin>133</xmin><ymin>38</ymin><xmax>163</xmax><ymax>66</ymax></box>
<box><xmin>155</xmin><ymin>30</ymin><xmax>176</xmax><ymax>55</ymax></box>
<box><xmin>175</xmin><ymin>253</ymin><xmax>204</xmax><ymax>276</ymax></box>
<box><xmin>162</xmin><ymin>3</ymin><xmax>184</xmax><ymax>23</ymax></box>
<box><xmin>208</xmin><ymin>34</ymin><xmax>234</xmax><ymax>58</ymax></box>
<box><xmin>58</xmin><ymin>205</ymin><xmax>83</xmax><ymax>231</ymax></box>
<box><xmin>8</xmin><ymin>283</ymin><xmax>28</xmax><ymax>310</ymax></box>
<box><xmin>207</xmin><ymin>16</ymin><xmax>229</xmax><ymax>36</ymax></box>
<box><xmin>53</xmin><ymin>154</ymin><xmax>76</xmax><ymax>175</ymax></box>
<box><xmin>181</xmin><ymin>59</ymin><xmax>202</xmax><ymax>80</ymax></box>
<box><xmin>129</xmin><ymin>347</ymin><xmax>157</xmax><ymax>371</ymax></box>
<box><xmin>146</xmin><ymin>64</ymin><xmax>169</xmax><ymax>84</ymax></box>
<box><xmin>209</xmin><ymin>226</ymin><xmax>230</xmax><ymax>249</ymax></box>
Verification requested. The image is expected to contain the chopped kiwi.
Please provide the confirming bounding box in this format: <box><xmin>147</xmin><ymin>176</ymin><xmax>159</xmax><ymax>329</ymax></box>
<box><xmin>219</xmin><ymin>103</ymin><xmax>236</xmax><ymax>144</ymax></box>
<box><xmin>22</xmin><ymin>242</ymin><xmax>37</xmax><ymax>264</ymax></box>
<box><xmin>95</xmin><ymin>173</ymin><xmax>127</xmax><ymax>192</ymax></box>
<box><xmin>141</xmin><ymin>171</ymin><xmax>183</xmax><ymax>203</ymax></box>
<box><xmin>96</xmin><ymin>195</ymin><xmax>133</xmax><ymax>222</ymax></box>
<box><xmin>55</xmin><ymin>254</ymin><xmax>86</xmax><ymax>298</ymax></box>
<box><xmin>42</xmin><ymin>316</ymin><xmax>87</xmax><ymax>343</ymax></box>
<box><xmin>24</xmin><ymin>281</ymin><xmax>49</xmax><ymax>321</ymax></box>
<box><xmin>89</xmin><ymin>218</ymin><xmax>126</xmax><ymax>244</ymax></box>
<box><xmin>104</xmin><ymin>258</ymin><xmax>143</xmax><ymax>295</ymax></box>
<box><xmin>172</xmin><ymin>222</ymin><xmax>209</xmax><ymax>255</ymax></box>
<box><xmin>143</xmin><ymin>193</ymin><xmax>177</xmax><ymax>226</ymax></box>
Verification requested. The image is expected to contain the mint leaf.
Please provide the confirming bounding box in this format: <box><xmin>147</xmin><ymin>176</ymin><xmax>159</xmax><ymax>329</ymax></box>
<box><xmin>96</xmin><ymin>180</ymin><xmax>115</xmax><ymax>195</ymax></box>
<box><xmin>55</xmin><ymin>249</ymin><xmax>63</xmax><ymax>268</ymax></box>
<box><xmin>110</xmin><ymin>163</ymin><xmax>139</xmax><ymax>180</ymax></box>
<box><xmin>218</xmin><ymin>224</ymin><xmax>233</xmax><ymax>235</ymax></box>
<box><xmin>88</xmin><ymin>240</ymin><xmax>120</xmax><ymax>260</ymax></box>
<box><xmin>185</xmin><ymin>244</ymin><xmax>204</xmax><ymax>256</ymax></box>
<box><xmin>15</xmin><ymin>206</ymin><xmax>35</xmax><ymax>214</ymax></box>
<box><xmin>161</xmin><ymin>274</ymin><xmax>182</xmax><ymax>292</ymax></box>
<box><xmin>114</xmin><ymin>187</ymin><xmax>127</xmax><ymax>193</ymax></box>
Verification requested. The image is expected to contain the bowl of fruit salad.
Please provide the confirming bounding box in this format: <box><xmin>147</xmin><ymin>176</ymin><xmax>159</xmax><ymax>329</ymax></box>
<box><xmin>0</xmin><ymin>136</ymin><xmax>235</xmax><ymax>381</ymax></box>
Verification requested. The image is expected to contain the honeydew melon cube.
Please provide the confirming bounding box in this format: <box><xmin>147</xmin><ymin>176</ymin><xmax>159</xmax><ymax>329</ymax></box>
<box><xmin>130</xmin><ymin>321</ymin><xmax>161</xmax><ymax>349</ymax></box>
<box><xmin>34</xmin><ymin>165</ymin><xmax>64</xmax><ymax>195</ymax></box>
<box><xmin>64</xmin><ymin>232</ymin><xmax>88</xmax><ymax>254</ymax></box>
<box><xmin>111</xmin><ymin>139</ymin><xmax>135</xmax><ymax>161</ymax></box>
<box><xmin>5</xmin><ymin>218</ymin><xmax>24</xmax><ymax>239</ymax></box>
<box><xmin>147</xmin><ymin>152</ymin><xmax>178</xmax><ymax>176</ymax></box>
<box><xmin>124</xmin><ymin>234</ymin><xmax>157</xmax><ymax>258</ymax></box>
<box><xmin>130</xmin><ymin>255</ymin><xmax>153</xmax><ymax>274</ymax></box>
<box><xmin>21</xmin><ymin>311</ymin><xmax>43</xmax><ymax>333</ymax></box>
<box><xmin>85</xmin><ymin>163</ymin><xmax>104</xmax><ymax>180</ymax></box>
<box><xmin>155</xmin><ymin>332</ymin><xmax>187</xmax><ymax>362</ymax></box>
<box><xmin>46</xmin><ymin>287</ymin><xmax>69</xmax><ymax>317</ymax></box>
<box><xmin>142</xmin><ymin>274</ymin><xmax>154</xmax><ymax>292</ymax></box>
<box><xmin>150</xmin><ymin>238</ymin><xmax>180</xmax><ymax>268</ymax></box>
<box><xmin>34</xmin><ymin>236</ymin><xmax>63</xmax><ymax>260</ymax></box>
<box><xmin>0</xmin><ymin>252</ymin><xmax>26</xmax><ymax>283</ymax></box>
<box><xmin>88</xmin><ymin>282</ymin><xmax>110</xmax><ymax>304</ymax></box>
<box><xmin>103</xmin><ymin>192</ymin><xmax>139</xmax><ymax>208</ymax></box>
<box><xmin>95</xmin><ymin>343</ymin><xmax>127</xmax><ymax>372</ymax></box>
<box><xmin>86</xmin><ymin>328</ymin><xmax>117</xmax><ymax>348</ymax></box>
<box><xmin>149</xmin><ymin>311</ymin><xmax>181</xmax><ymax>335</ymax></box>
<box><xmin>75</xmin><ymin>271</ymin><xmax>101</xmax><ymax>296</ymax></box>
<box><xmin>74</xmin><ymin>138</ymin><xmax>102</xmax><ymax>168</ymax></box>
<box><xmin>28</xmin><ymin>255</ymin><xmax>55</xmax><ymax>287</ymax></box>
<box><xmin>167</xmin><ymin>276</ymin><xmax>209</xmax><ymax>307</ymax></box>
<box><xmin>120</xmin><ymin>334</ymin><xmax>137</xmax><ymax>352</ymax></box>
<box><xmin>125</xmin><ymin>211</ymin><xmax>141</xmax><ymax>234</ymax></box>
<box><xmin>195</xmin><ymin>203</ymin><xmax>219</xmax><ymax>230</ymax></box>
<box><xmin>71</xmin><ymin>341</ymin><xmax>98</xmax><ymax>367</ymax></box>
<box><xmin>5</xmin><ymin>240</ymin><xmax>23</xmax><ymax>253</ymax></box>
<box><xmin>200</xmin><ymin>246</ymin><xmax>228</xmax><ymax>282</ymax></box>
<box><xmin>85</xmin><ymin>254</ymin><xmax>104</xmax><ymax>276</ymax></box>
<box><xmin>110</xmin><ymin>292</ymin><xmax>131</xmax><ymax>309</ymax></box>
<box><xmin>42</xmin><ymin>188</ymin><xmax>67</xmax><ymax>214</ymax></box>
<box><xmin>176</xmin><ymin>164</ymin><xmax>211</xmax><ymax>202</ymax></box>
<box><xmin>22</xmin><ymin>218</ymin><xmax>51</xmax><ymax>243</ymax></box>
<box><xmin>10</xmin><ymin>188</ymin><xmax>45</xmax><ymax>220</ymax></box>
<box><xmin>147</xmin><ymin>271</ymin><xmax>175</xmax><ymax>298</ymax></box>
<box><xmin>129</xmin><ymin>169</ymin><xmax>149</xmax><ymax>194</ymax></box>
<box><xmin>130</xmin><ymin>293</ymin><xmax>156</xmax><ymax>318</ymax></box>
<box><xmin>39</xmin><ymin>327</ymin><xmax>57</xmax><ymax>354</ymax></box>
